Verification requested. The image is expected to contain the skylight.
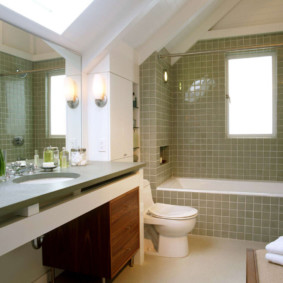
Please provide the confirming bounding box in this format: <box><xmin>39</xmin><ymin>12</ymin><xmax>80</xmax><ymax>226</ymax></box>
<box><xmin>0</xmin><ymin>0</ymin><xmax>93</xmax><ymax>34</ymax></box>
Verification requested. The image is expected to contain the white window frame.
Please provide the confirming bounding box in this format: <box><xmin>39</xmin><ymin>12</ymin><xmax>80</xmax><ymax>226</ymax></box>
<box><xmin>226</xmin><ymin>51</ymin><xmax>277</xmax><ymax>138</ymax></box>
<box><xmin>46</xmin><ymin>72</ymin><xmax>66</xmax><ymax>138</ymax></box>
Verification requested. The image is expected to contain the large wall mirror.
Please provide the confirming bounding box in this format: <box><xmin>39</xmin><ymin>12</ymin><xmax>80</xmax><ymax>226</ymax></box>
<box><xmin>0</xmin><ymin>20</ymin><xmax>82</xmax><ymax>162</ymax></box>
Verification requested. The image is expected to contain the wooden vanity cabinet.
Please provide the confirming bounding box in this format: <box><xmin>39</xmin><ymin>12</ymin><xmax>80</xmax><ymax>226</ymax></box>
<box><xmin>42</xmin><ymin>187</ymin><xmax>140</xmax><ymax>281</ymax></box>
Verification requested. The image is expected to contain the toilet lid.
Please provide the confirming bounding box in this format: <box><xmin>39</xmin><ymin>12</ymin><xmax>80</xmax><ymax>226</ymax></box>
<box><xmin>147</xmin><ymin>203</ymin><xmax>198</xmax><ymax>220</ymax></box>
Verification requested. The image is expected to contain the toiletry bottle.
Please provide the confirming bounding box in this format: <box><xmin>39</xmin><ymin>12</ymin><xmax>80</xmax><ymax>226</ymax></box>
<box><xmin>133</xmin><ymin>92</ymin><xmax>137</xmax><ymax>108</ymax></box>
<box><xmin>34</xmin><ymin>150</ymin><xmax>39</xmax><ymax>169</ymax></box>
<box><xmin>60</xmin><ymin>147</ymin><xmax>69</xmax><ymax>168</ymax></box>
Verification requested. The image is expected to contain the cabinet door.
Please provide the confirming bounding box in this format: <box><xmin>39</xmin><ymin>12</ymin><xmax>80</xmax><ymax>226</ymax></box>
<box><xmin>110</xmin><ymin>74</ymin><xmax>133</xmax><ymax>161</ymax></box>
<box><xmin>42</xmin><ymin>203</ymin><xmax>111</xmax><ymax>277</ymax></box>
<box><xmin>110</xmin><ymin>187</ymin><xmax>139</xmax><ymax>277</ymax></box>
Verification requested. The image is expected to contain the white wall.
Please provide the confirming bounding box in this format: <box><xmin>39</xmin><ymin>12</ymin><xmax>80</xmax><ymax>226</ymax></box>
<box><xmin>84</xmin><ymin>40</ymin><xmax>138</xmax><ymax>161</ymax></box>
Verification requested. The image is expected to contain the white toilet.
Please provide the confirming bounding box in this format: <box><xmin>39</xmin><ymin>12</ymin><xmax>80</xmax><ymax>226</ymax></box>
<box><xmin>143</xmin><ymin>179</ymin><xmax>198</xmax><ymax>258</ymax></box>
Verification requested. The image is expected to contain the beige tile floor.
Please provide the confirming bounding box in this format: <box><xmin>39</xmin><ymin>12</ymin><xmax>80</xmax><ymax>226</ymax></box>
<box><xmin>114</xmin><ymin>235</ymin><xmax>266</xmax><ymax>283</ymax></box>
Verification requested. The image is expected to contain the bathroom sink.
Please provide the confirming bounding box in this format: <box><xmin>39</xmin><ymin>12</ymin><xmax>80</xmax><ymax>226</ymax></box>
<box><xmin>13</xmin><ymin>173</ymin><xmax>80</xmax><ymax>184</ymax></box>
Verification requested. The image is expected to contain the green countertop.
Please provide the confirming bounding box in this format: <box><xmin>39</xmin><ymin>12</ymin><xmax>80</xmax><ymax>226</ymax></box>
<box><xmin>0</xmin><ymin>161</ymin><xmax>145</xmax><ymax>217</ymax></box>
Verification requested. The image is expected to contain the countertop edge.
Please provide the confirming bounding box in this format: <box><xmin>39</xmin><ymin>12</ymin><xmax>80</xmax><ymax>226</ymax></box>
<box><xmin>0</xmin><ymin>162</ymin><xmax>145</xmax><ymax>218</ymax></box>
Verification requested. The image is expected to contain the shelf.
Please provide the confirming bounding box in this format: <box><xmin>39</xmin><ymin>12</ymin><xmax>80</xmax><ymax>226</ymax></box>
<box><xmin>133</xmin><ymin>127</ymin><xmax>139</xmax><ymax>129</ymax></box>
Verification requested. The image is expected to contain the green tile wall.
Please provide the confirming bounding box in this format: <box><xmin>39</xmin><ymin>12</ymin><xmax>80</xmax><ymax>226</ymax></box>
<box><xmin>172</xmin><ymin>32</ymin><xmax>283</xmax><ymax>181</ymax></box>
<box><xmin>140</xmin><ymin>32</ymin><xmax>283</xmax><ymax>242</ymax></box>
<box><xmin>140</xmin><ymin>49</ymin><xmax>173</xmax><ymax>190</ymax></box>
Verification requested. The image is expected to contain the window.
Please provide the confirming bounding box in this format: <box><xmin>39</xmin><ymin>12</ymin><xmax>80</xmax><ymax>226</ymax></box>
<box><xmin>48</xmin><ymin>74</ymin><xmax>66</xmax><ymax>137</ymax></box>
<box><xmin>226</xmin><ymin>52</ymin><xmax>277</xmax><ymax>137</ymax></box>
<box><xmin>0</xmin><ymin>0</ymin><xmax>94</xmax><ymax>34</ymax></box>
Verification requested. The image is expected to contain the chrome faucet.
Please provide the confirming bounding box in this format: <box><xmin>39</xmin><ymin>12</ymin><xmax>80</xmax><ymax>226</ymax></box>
<box><xmin>6</xmin><ymin>162</ymin><xmax>35</xmax><ymax>178</ymax></box>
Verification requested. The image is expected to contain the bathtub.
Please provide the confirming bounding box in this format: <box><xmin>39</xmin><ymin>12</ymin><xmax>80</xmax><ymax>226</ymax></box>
<box><xmin>157</xmin><ymin>177</ymin><xmax>283</xmax><ymax>197</ymax></box>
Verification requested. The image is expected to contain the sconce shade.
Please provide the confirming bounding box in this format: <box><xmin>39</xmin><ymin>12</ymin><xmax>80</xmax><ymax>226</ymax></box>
<box><xmin>93</xmin><ymin>74</ymin><xmax>107</xmax><ymax>107</ymax></box>
<box><xmin>163</xmin><ymin>69</ymin><xmax>168</xmax><ymax>83</ymax></box>
<box><xmin>64</xmin><ymin>77</ymin><xmax>79</xmax><ymax>108</ymax></box>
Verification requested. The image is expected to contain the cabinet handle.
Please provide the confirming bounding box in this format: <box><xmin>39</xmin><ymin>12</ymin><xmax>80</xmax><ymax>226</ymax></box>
<box><xmin>123</xmin><ymin>153</ymin><xmax>127</xmax><ymax>157</ymax></box>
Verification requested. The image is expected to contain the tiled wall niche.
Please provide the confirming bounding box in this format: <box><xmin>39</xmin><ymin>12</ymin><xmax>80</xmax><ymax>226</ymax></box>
<box><xmin>155</xmin><ymin>190</ymin><xmax>283</xmax><ymax>243</ymax></box>
<box><xmin>0</xmin><ymin>51</ymin><xmax>65</xmax><ymax>162</ymax></box>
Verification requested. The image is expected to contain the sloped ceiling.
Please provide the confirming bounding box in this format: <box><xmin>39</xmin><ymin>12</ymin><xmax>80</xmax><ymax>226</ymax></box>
<box><xmin>0</xmin><ymin>0</ymin><xmax>283</xmax><ymax>69</ymax></box>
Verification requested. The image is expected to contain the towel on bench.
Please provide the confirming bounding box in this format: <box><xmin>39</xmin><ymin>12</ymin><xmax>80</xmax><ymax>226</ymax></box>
<box><xmin>265</xmin><ymin>253</ymin><xmax>283</xmax><ymax>266</ymax></box>
<box><xmin>266</xmin><ymin>236</ymin><xmax>283</xmax><ymax>255</ymax></box>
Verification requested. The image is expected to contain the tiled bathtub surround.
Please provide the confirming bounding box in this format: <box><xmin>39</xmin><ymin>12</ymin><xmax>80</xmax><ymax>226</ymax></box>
<box><xmin>140</xmin><ymin>32</ymin><xmax>283</xmax><ymax>242</ymax></box>
<box><xmin>141</xmin><ymin>33</ymin><xmax>283</xmax><ymax>186</ymax></box>
<box><xmin>171</xmin><ymin>32</ymin><xmax>283</xmax><ymax>181</ymax></box>
<box><xmin>156</xmin><ymin>190</ymin><xmax>283</xmax><ymax>242</ymax></box>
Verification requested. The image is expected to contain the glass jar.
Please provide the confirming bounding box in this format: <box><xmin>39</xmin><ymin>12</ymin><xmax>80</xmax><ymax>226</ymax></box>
<box><xmin>70</xmin><ymin>148</ymin><xmax>87</xmax><ymax>166</ymax></box>
<box><xmin>43</xmin><ymin>146</ymin><xmax>54</xmax><ymax>163</ymax></box>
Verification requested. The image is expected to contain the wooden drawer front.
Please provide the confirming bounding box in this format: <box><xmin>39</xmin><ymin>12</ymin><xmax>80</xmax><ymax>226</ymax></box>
<box><xmin>111</xmin><ymin>226</ymin><xmax>139</xmax><ymax>277</ymax></box>
<box><xmin>110</xmin><ymin>187</ymin><xmax>139</xmax><ymax>230</ymax></box>
<box><xmin>111</xmin><ymin>219</ymin><xmax>139</xmax><ymax>252</ymax></box>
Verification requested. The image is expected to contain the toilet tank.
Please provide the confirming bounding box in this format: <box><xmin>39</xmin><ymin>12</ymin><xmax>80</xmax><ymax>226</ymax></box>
<box><xmin>143</xmin><ymin>179</ymin><xmax>154</xmax><ymax>210</ymax></box>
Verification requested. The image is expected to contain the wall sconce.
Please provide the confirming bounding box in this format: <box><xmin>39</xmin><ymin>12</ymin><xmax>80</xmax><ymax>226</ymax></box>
<box><xmin>93</xmin><ymin>74</ymin><xmax>107</xmax><ymax>107</ymax></box>
<box><xmin>163</xmin><ymin>69</ymin><xmax>168</xmax><ymax>83</ymax></box>
<box><xmin>64</xmin><ymin>77</ymin><xmax>79</xmax><ymax>109</ymax></box>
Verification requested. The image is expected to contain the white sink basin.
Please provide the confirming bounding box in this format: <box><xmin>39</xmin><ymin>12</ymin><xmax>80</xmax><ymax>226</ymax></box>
<box><xmin>13</xmin><ymin>173</ymin><xmax>80</xmax><ymax>184</ymax></box>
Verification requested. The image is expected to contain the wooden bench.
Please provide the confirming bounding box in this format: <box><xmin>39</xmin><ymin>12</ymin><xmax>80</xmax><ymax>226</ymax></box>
<box><xmin>246</xmin><ymin>249</ymin><xmax>283</xmax><ymax>283</ymax></box>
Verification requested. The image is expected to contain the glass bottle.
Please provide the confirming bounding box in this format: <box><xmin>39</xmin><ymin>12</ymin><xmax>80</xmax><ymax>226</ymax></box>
<box><xmin>34</xmin><ymin>150</ymin><xmax>39</xmax><ymax>169</ymax></box>
<box><xmin>51</xmin><ymin>147</ymin><xmax>59</xmax><ymax>166</ymax></box>
<box><xmin>60</xmin><ymin>147</ymin><xmax>69</xmax><ymax>168</ymax></box>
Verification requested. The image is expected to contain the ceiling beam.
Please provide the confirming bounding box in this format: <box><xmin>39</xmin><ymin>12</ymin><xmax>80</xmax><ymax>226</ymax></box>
<box><xmin>82</xmin><ymin>0</ymin><xmax>160</xmax><ymax>73</ymax></box>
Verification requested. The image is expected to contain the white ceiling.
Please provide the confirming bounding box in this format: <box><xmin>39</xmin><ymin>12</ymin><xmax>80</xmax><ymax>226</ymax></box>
<box><xmin>0</xmin><ymin>0</ymin><xmax>283</xmax><ymax>69</ymax></box>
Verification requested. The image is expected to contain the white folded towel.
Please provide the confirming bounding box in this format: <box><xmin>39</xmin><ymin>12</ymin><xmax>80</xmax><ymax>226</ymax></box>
<box><xmin>266</xmin><ymin>236</ymin><xmax>283</xmax><ymax>255</ymax></box>
<box><xmin>265</xmin><ymin>253</ymin><xmax>283</xmax><ymax>266</ymax></box>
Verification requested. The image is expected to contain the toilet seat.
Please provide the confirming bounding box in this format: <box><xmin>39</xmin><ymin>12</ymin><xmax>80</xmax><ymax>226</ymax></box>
<box><xmin>147</xmin><ymin>203</ymin><xmax>198</xmax><ymax>220</ymax></box>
